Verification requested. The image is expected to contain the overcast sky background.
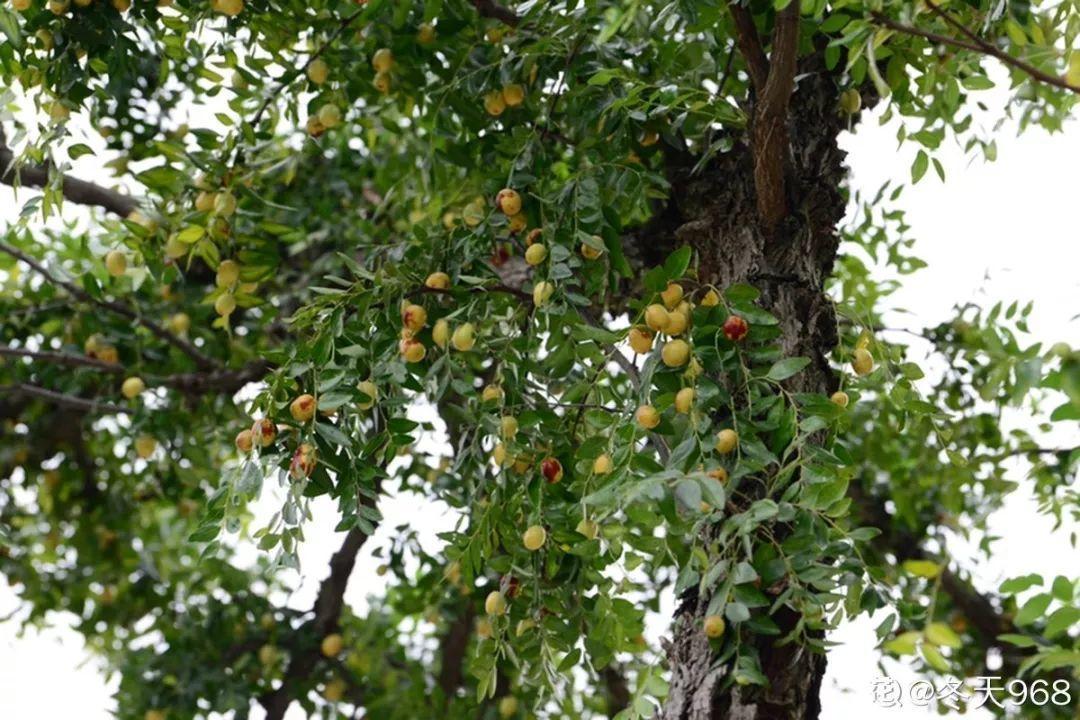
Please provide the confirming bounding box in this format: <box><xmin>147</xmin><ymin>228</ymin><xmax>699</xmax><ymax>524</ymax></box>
<box><xmin>1</xmin><ymin>77</ymin><xmax>1078</xmax><ymax>718</ymax></box>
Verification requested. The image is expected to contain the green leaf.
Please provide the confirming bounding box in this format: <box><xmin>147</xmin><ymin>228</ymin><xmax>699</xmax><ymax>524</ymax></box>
<box><xmin>924</xmin><ymin>622</ymin><xmax>961</xmax><ymax>649</ymax></box>
<box><xmin>911</xmin><ymin>150</ymin><xmax>929</xmax><ymax>183</ymax></box>
<box><xmin>902</xmin><ymin>559</ymin><xmax>941</xmax><ymax>579</ymax></box>
<box><xmin>882</xmin><ymin>631</ymin><xmax>920</xmax><ymax>656</ymax></box>
<box><xmin>663</xmin><ymin>246</ymin><xmax>692</xmax><ymax>279</ymax></box>
<box><xmin>1015</xmin><ymin>593</ymin><xmax>1053</xmax><ymax>626</ymax></box>
<box><xmin>765</xmin><ymin>357</ymin><xmax>811</xmax><ymax>381</ymax></box>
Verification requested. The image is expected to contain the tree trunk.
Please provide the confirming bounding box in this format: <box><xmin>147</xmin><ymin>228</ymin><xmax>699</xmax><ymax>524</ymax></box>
<box><xmin>658</xmin><ymin>57</ymin><xmax>847</xmax><ymax>720</ymax></box>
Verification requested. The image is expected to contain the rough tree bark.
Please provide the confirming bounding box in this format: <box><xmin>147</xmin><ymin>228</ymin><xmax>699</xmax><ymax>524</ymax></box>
<box><xmin>655</xmin><ymin>53</ymin><xmax>847</xmax><ymax>720</ymax></box>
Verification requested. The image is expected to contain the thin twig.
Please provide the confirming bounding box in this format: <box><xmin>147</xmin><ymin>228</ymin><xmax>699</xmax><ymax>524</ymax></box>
<box><xmin>0</xmin><ymin>383</ymin><xmax>129</xmax><ymax>416</ymax></box>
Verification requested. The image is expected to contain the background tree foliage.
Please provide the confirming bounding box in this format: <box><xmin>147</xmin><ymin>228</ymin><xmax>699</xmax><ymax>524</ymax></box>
<box><xmin>0</xmin><ymin>0</ymin><xmax>1078</xmax><ymax>718</ymax></box>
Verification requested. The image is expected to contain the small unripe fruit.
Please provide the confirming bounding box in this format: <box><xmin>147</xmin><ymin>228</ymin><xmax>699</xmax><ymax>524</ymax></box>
<box><xmin>216</xmin><ymin>259</ymin><xmax>240</xmax><ymax>288</ymax></box>
<box><xmin>533</xmin><ymin>281</ymin><xmax>554</xmax><ymax>307</ymax></box>
<box><xmin>484</xmin><ymin>91</ymin><xmax>506</xmax><ymax>116</ymax></box>
<box><xmin>215</xmin><ymin>293</ymin><xmax>236</xmax><ymax>316</ymax></box>
<box><xmin>592</xmin><ymin>453</ymin><xmax>613</xmax><ymax>475</ymax></box>
<box><xmin>476</xmin><ymin>618</ymin><xmax>493</xmax><ymax>638</ymax></box>
<box><xmin>168</xmin><ymin>313</ymin><xmax>191</xmax><ymax>335</ymax></box>
<box><xmin>540</xmin><ymin>457</ymin><xmax>563</xmax><ymax>483</ymax></box>
<box><xmin>425</xmin><ymin>271</ymin><xmax>451</xmax><ymax>290</ymax></box>
<box><xmin>451</xmin><ymin>323</ymin><xmax>476</xmax><ymax>351</ymax></box>
<box><xmin>252</xmin><ymin>418</ymin><xmax>277</xmax><ymax>446</ymax></box>
<box><xmin>195</xmin><ymin>191</ymin><xmax>215</xmax><ymax>212</ymax></box>
<box><xmin>707</xmin><ymin>467</ymin><xmax>728</xmax><ymax>484</ymax></box>
<box><xmin>498</xmin><ymin>695</ymin><xmax>519</xmax><ymax>718</ymax></box>
<box><xmin>581</xmin><ymin>236</ymin><xmax>604</xmax><ymax>259</ymax></box>
<box><xmin>830</xmin><ymin>391</ymin><xmax>849</xmax><ymax>407</ymax></box>
<box><xmin>290</xmin><ymin>443</ymin><xmax>317</xmax><ymax>479</ymax></box>
<box><xmin>575</xmin><ymin>518</ymin><xmax>599</xmax><ymax>540</ymax></box>
<box><xmin>372</xmin><ymin>48</ymin><xmax>393</xmax><ymax>72</ymax></box>
<box><xmin>628</xmin><ymin>326</ymin><xmax>654</xmax><ymax>354</ymax></box>
<box><xmin>851</xmin><ymin>348</ymin><xmax>874</xmax><ymax>376</ymax></box>
<box><xmin>214</xmin><ymin>191</ymin><xmax>237</xmax><ymax>217</ymax></box>
<box><xmin>715</xmin><ymin>429</ymin><xmax>738</xmax><ymax>454</ymax></box>
<box><xmin>214</xmin><ymin>0</ymin><xmax>243</xmax><ymax>15</ymax></box>
<box><xmin>432</xmin><ymin>318</ymin><xmax>451</xmax><ymax>348</ymax></box>
<box><xmin>323</xmin><ymin>677</ymin><xmax>346</xmax><ymax>702</ymax></box>
<box><xmin>290</xmin><ymin>394</ymin><xmax>316</xmax><ymax>422</ymax></box>
<box><xmin>722</xmin><ymin>315</ymin><xmax>749</xmax><ymax>342</ymax></box>
<box><xmin>320</xmin><ymin>633</ymin><xmax>344</xmax><ymax>658</ymax></box>
<box><xmin>482</xmin><ymin>384</ymin><xmax>504</xmax><ymax>402</ymax></box>
<box><xmin>700</xmin><ymin>288</ymin><xmax>721</xmax><ymax>307</ymax></box>
<box><xmin>500</xmin><ymin>415</ymin><xmax>518</xmax><ymax>440</ymax></box>
<box><xmin>502</xmin><ymin>84</ymin><xmax>525</xmax><ymax>107</ymax></box>
<box><xmin>307</xmin><ymin>58</ymin><xmax>329</xmax><ymax>85</ymax></box>
<box><xmin>258</xmin><ymin>644</ymin><xmax>277</xmax><ymax>666</ymax></box>
<box><xmin>522</xmin><ymin>525</ymin><xmax>546</xmax><ymax>551</ymax></box>
<box><xmin>373</xmin><ymin>71</ymin><xmax>392</xmax><ymax>94</ymax></box>
<box><xmin>660</xmin><ymin>282</ymin><xmax>684</xmax><ymax>309</ymax></box>
<box><xmin>134</xmin><ymin>434</ymin><xmax>157</xmax><ymax>459</ymax></box>
<box><xmin>12</xmin><ymin>0</ymin><xmax>31</xmax><ymax>11</ymax></box>
<box><xmin>317</xmin><ymin>104</ymin><xmax>342</xmax><ymax>129</ymax></box>
<box><xmin>662</xmin><ymin>339</ymin><xmax>691</xmax><ymax>367</ymax></box>
<box><xmin>400</xmin><ymin>338</ymin><xmax>426</xmax><ymax>363</ymax></box>
<box><xmin>145</xmin><ymin>711</ymin><xmax>166</xmax><ymax>720</ymax></box>
<box><xmin>507</xmin><ymin>213</ymin><xmax>527</xmax><ymax>234</ymax></box>
<box><xmin>417</xmin><ymin>23</ymin><xmax>436</xmax><ymax>44</ymax></box>
<box><xmin>635</xmin><ymin>404</ymin><xmax>660</xmax><ymax>430</ymax></box>
<box><xmin>704</xmin><ymin>615</ymin><xmax>725</xmax><ymax>638</ymax></box>
<box><xmin>644</xmin><ymin>304</ymin><xmax>670</xmax><ymax>333</ymax></box>
<box><xmin>492</xmin><ymin>442</ymin><xmax>510</xmax><ymax>466</ymax></box>
<box><xmin>235</xmin><ymin>429</ymin><xmax>254</xmax><ymax>453</ymax></box>
<box><xmin>839</xmin><ymin>88</ymin><xmax>862</xmax><ymax>115</ymax></box>
<box><xmin>357</xmin><ymin>380</ymin><xmax>377</xmax><ymax>410</ymax></box>
<box><xmin>495</xmin><ymin>188</ymin><xmax>522</xmax><ymax>216</ymax></box>
<box><xmin>485</xmin><ymin>590</ymin><xmax>507</xmax><ymax>615</ymax></box>
<box><xmin>121</xmin><ymin>376</ymin><xmax>145</xmax><ymax>399</ymax></box>
<box><xmin>674</xmin><ymin>387</ymin><xmax>695</xmax><ymax>413</ymax></box>
<box><xmin>525</xmin><ymin>243</ymin><xmax>547</xmax><ymax>266</ymax></box>
<box><xmin>402</xmin><ymin>303</ymin><xmax>428</xmax><ymax>332</ymax></box>
<box><xmin>105</xmin><ymin>250</ymin><xmax>127</xmax><ymax>277</ymax></box>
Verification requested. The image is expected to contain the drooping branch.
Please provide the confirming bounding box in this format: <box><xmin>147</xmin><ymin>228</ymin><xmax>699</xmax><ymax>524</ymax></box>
<box><xmin>869</xmin><ymin>6</ymin><xmax>1080</xmax><ymax>95</ymax></box>
<box><xmin>0</xmin><ymin>142</ymin><xmax>139</xmax><ymax>218</ymax></box>
<box><xmin>0</xmin><ymin>241</ymin><xmax>219</xmax><ymax>371</ymax></box>
<box><xmin>729</xmin><ymin>3</ymin><xmax>769</xmax><ymax>91</ymax></box>
<box><xmin>471</xmin><ymin>0</ymin><xmax>521</xmax><ymax>28</ymax></box>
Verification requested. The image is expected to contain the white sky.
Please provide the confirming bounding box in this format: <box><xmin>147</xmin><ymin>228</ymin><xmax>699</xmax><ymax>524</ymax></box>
<box><xmin>1</xmin><ymin>85</ymin><xmax>1078</xmax><ymax>719</ymax></box>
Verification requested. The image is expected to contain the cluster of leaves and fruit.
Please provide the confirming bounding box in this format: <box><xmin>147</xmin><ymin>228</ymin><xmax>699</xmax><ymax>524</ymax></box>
<box><xmin>1</xmin><ymin>0</ymin><xmax>1078</xmax><ymax>718</ymax></box>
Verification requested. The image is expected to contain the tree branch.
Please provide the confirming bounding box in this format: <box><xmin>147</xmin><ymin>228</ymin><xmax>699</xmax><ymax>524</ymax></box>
<box><xmin>729</xmin><ymin>3</ymin><xmax>769</xmax><ymax>91</ymax></box>
<box><xmin>0</xmin><ymin>241</ymin><xmax>219</xmax><ymax>371</ymax></box>
<box><xmin>0</xmin><ymin>346</ymin><xmax>122</xmax><ymax>373</ymax></box>
<box><xmin>471</xmin><ymin>0</ymin><xmax>521</xmax><ymax>28</ymax></box>
<box><xmin>0</xmin><ymin>382</ymin><xmax>129</xmax><ymax>416</ymax></box>
<box><xmin>869</xmin><ymin>7</ymin><xmax>1080</xmax><ymax>95</ymax></box>
<box><xmin>0</xmin><ymin>143</ymin><xmax>139</xmax><ymax>218</ymax></box>
<box><xmin>437</xmin><ymin>602</ymin><xmax>477</xmax><ymax>699</ymax></box>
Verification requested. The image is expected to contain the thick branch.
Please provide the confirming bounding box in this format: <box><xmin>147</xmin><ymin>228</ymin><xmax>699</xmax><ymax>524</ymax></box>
<box><xmin>471</xmin><ymin>0</ymin><xmax>521</xmax><ymax>27</ymax></box>
<box><xmin>729</xmin><ymin>3</ymin><xmax>769</xmax><ymax>91</ymax></box>
<box><xmin>0</xmin><ymin>241</ymin><xmax>219</xmax><ymax>371</ymax></box>
<box><xmin>0</xmin><ymin>146</ymin><xmax>139</xmax><ymax>218</ymax></box>
<box><xmin>870</xmin><ymin>7</ymin><xmax>1080</xmax><ymax>95</ymax></box>
<box><xmin>601</xmin><ymin>665</ymin><xmax>631</xmax><ymax>716</ymax></box>
<box><xmin>437</xmin><ymin>603</ymin><xmax>477</xmax><ymax>699</ymax></box>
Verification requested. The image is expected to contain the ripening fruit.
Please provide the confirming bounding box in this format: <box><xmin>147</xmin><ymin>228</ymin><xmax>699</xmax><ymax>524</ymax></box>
<box><xmin>484</xmin><ymin>91</ymin><xmax>506</xmax><ymax>116</ymax></box>
<box><xmin>830</xmin><ymin>391</ymin><xmax>849</xmax><ymax>407</ymax></box>
<box><xmin>195</xmin><ymin>191</ymin><xmax>216</xmax><ymax>213</ymax></box>
<box><xmin>645</xmin><ymin>304</ymin><xmax>670</xmax><ymax>333</ymax></box>
<box><xmin>372</xmin><ymin>48</ymin><xmax>393</xmax><ymax>73</ymax></box>
<box><xmin>660</xmin><ymin>282</ymin><xmax>684</xmax><ymax>310</ymax></box>
<box><xmin>575</xmin><ymin>518</ymin><xmax>599</xmax><ymax>540</ymax></box>
<box><xmin>662</xmin><ymin>339</ymin><xmax>690</xmax><ymax>367</ymax></box>
<box><xmin>417</xmin><ymin>23</ymin><xmax>436</xmax><ymax>45</ymax></box>
<box><xmin>425</xmin><ymin>271</ymin><xmax>451</xmax><ymax>290</ymax></box>
<box><xmin>307</xmin><ymin>58</ymin><xmax>329</xmax><ymax>85</ymax></box>
<box><xmin>462</xmin><ymin>199</ymin><xmax>485</xmax><ymax>226</ymax></box>
<box><xmin>492</xmin><ymin>442</ymin><xmax>510</xmax><ymax>466</ymax></box>
<box><xmin>851</xmin><ymin>348</ymin><xmax>874</xmax><ymax>376</ymax></box>
<box><xmin>357</xmin><ymin>380</ymin><xmax>377</xmax><ymax>410</ymax></box>
<box><xmin>700</xmin><ymin>288</ymin><xmax>721</xmax><ymax>307</ymax></box>
<box><xmin>525</xmin><ymin>243</ymin><xmax>547</xmax><ymax>266</ymax></box>
<box><xmin>215</xmin><ymin>293</ymin><xmax>236</xmax><ymax>317</ymax></box>
<box><xmin>498</xmin><ymin>695</ymin><xmax>519</xmax><ymax>718</ymax></box>
<box><xmin>47</xmin><ymin>0</ymin><xmax>68</xmax><ymax>15</ymax></box>
<box><xmin>839</xmin><ymin>88</ymin><xmax>862</xmax><ymax>115</ymax></box>
<box><xmin>98</xmin><ymin>345</ymin><xmax>119</xmax><ymax>365</ymax></box>
<box><xmin>251</xmin><ymin>418</ymin><xmax>277</xmax><ymax>447</ymax></box>
<box><xmin>581</xmin><ymin>236</ymin><xmax>604</xmax><ymax>259</ymax></box>
<box><xmin>495</xmin><ymin>188</ymin><xmax>522</xmax><ymax>216</ymax></box>
<box><xmin>214</xmin><ymin>0</ymin><xmax>243</xmax><ymax>15</ymax></box>
<box><xmin>400</xmin><ymin>338</ymin><xmax>426</xmax><ymax>363</ymax></box>
<box><xmin>715</xmin><ymin>429</ymin><xmax>738</xmax><ymax>454</ymax></box>
<box><xmin>373</xmin><ymin>71</ymin><xmax>391</xmax><ymax>94</ymax></box>
<box><xmin>216</xmin><ymin>259</ymin><xmax>240</xmax><ymax>288</ymax></box>
<box><xmin>402</xmin><ymin>304</ymin><xmax>428</xmax><ymax>332</ymax></box>
<box><xmin>145</xmin><ymin>711</ymin><xmax>166</xmax><ymax>720</ymax></box>
<box><xmin>121</xmin><ymin>376</ymin><xmax>145</xmax><ymax>399</ymax></box>
<box><xmin>317</xmin><ymin>104</ymin><xmax>342</xmax><ymax>129</ymax></box>
<box><xmin>323</xmin><ymin>677</ymin><xmax>346</xmax><ymax>703</ymax></box>
<box><xmin>289</xmin><ymin>443</ymin><xmax>317</xmax><ymax>479</ymax></box>
<box><xmin>12</xmin><ymin>0</ymin><xmax>31</xmax><ymax>11</ymax></box>
<box><xmin>475</xmin><ymin>617</ymin><xmax>493</xmax><ymax>638</ymax></box>
<box><xmin>502</xmin><ymin>84</ymin><xmax>525</xmax><ymax>107</ymax></box>
<box><xmin>451</xmin><ymin>322</ymin><xmax>476</xmax><ymax>351</ymax></box>
<box><xmin>320</xmin><ymin>633</ymin><xmax>344</xmax><ymax>658</ymax></box>
<box><xmin>500</xmin><ymin>415</ymin><xmax>518</xmax><ymax>440</ymax></box>
<box><xmin>522</xmin><ymin>525</ymin><xmax>546</xmax><ymax>551</ymax></box>
<box><xmin>432</xmin><ymin>318</ymin><xmax>450</xmax><ymax>348</ymax></box>
<box><xmin>675</xmin><ymin>387</ymin><xmax>695</xmax><ymax>413</ymax></box>
<box><xmin>214</xmin><ymin>190</ymin><xmax>237</xmax><ymax>217</ymax></box>
<box><xmin>290</xmin><ymin>394</ymin><xmax>317</xmax><ymax>422</ymax></box>
<box><xmin>593</xmin><ymin>453</ymin><xmax>613</xmax><ymax>475</ymax></box>
<box><xmin>168</xmin><ymin>313</ymin><xmax>191</xmax><ymax>335</ymax></box>
<box><xmin>635</xmin><ymin>404</ymin><xmax>660</xmax><ymax>430</ymax></box>
<box><xmin>525</xmin><ymin>228</ymin><xmax>542</xmax><ymax>246</ymax></box>
<box><xmin>258</xmin><ymin>644</ymin><xmax>277</xmax><ymax>666</ymax></box>
<box><xmin>704</xmin><ymin>614</ymin><xmax>726</xmax><ymax>638</ymax></box>
<box><xmin>707</xmin><ymin>467</ymin><xmax>728</xmax><ymax>484</ymax></box>
<box><xmin>112</xmin><ymin>0</ymin><xmax>130</xmax><ymax>11</ymax></box>
<box><xmin>628</xmin><ymin>326</ymin><xmax>653</xmax><ymax>354</ymax></box>
<box><xmin>641</xmin><ymin>130</ymin><xmax>659</xmax><ymax>147</ymax></box>
<box><xmin>482</xmin><ymin>384</ymin><xmax>504</xmax><ymax>402</ymax></box>
<box><xmin>235</xmin><ymin>429</ymin><xmax>254</xmax><ymax>453</ymax></box>
<box><xmin>105</xmin><ymin>250</ymin><xmax>127</xmax><ymax>277</ymax></box>
<box><xmin>722</xmin><ymin>315</ymin><xmax>749</xmax><ymax>342</ymax></box>
<box><xmin>533</xmin><ymin>281</ymin><xmax>554</xmax><ymax>307</ymax></box>
<box><xmin>665</xmin><ymin>310</ymin><xmax>688</xmax><ymax>336</ymax></box>
<box><xmin>485</xmin><ymin>590</ymin><xmax>507</xmax><ymax>615</ymax></box>
<box><xmin>507</xmin><ymin>213</ymin><xmax>527</xmax><ymax>234</ymax></box>
<box><xmin>540</xmin><ymin>457</ymin><xmax>563</xmax><ymax>483</ymax></box>
<box><xmin>134</xmin><ymin>435</ymin><xmax>157</xmax><ymax>459</ymax></box>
